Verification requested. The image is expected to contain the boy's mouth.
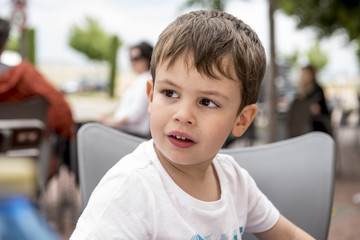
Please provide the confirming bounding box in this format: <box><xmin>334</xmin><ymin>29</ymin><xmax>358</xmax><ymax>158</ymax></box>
<box><xmin>171</xmin><ymin>135</ymin><xmax>193</xmax><ymax>142</ymax></box>
<box><xmin>167</xmin><ymin>131</ymin><xmax>196</xmax><ymax>148</ymax></box>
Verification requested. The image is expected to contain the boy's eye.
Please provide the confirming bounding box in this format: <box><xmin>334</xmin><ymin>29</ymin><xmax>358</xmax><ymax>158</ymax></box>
<box><xmin>200</xmin><ymin>98</ymin><xmax>218</xmax><ymax>108</ymax></box>
<box><xmin>162</xmin><ymin>89</ymin><xmax>179</xmax><ymax>98</ymax></box>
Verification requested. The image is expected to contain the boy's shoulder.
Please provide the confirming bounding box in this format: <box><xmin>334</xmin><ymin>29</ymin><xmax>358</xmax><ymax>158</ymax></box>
<box><xmin>214</xmin><ymin>152</ymin><xmax>241</xmax><ymax>171</ymax></box>
<box><xmin>112</xmin><ymin>139</ymin><xmax>156</xmax><ymax>173</ymax></box>
<box><xmin>214</xmin><ymin>152</ymin><xmax>252</xmax><ymax>183</ymax></box>
<box><xmin>93</xmin><ymin>140</ymin><xmax>160</xmax><ymax>199</ymax></box>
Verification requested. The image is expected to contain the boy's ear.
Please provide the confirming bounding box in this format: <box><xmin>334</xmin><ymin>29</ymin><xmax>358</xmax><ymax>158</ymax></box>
<box><xmin>146</xmin><ymin>79</ymin><xmax>153</xmax><ymax>101</ymax></box>
<box><xmin>231</xmin><ymin>104</ymin><xmax>258</xmax><ymax>137</ymax></box>
<box><xmin>146</xmin><ymin>79</ymin><xmax>154</xmax><ymax>113</ymax></box>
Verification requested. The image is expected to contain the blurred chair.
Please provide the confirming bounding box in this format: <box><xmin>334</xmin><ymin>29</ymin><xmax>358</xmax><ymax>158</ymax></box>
<box><xmin>0</xmin><ymin>96</ymin><xmax>48</xmax><ymax>122</ymax></box>
<box><xmin>0</xmin><ymin>119</ymin><xmax>44</xmax><ymax>156</ymax></box>
<box><xmin>0</xmin><ymin>119</ymin><xmax>45</xmax><ymax>198</ymax></box>
<box><xmin>0</xmin><ymin>97</ymin><xmax>51</xmax><ymax>190</ymax></box>
<box><xmin>77</xmin><ymin>123</ymin><xmax>335</xmax><ymax>240</ymax></box>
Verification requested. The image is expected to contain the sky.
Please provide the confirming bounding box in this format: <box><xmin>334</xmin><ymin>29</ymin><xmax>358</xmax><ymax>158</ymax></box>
<box><xmin>0</xmin><ymin>0</ymin><xmax>359</xmax><ymax>78</ymax></box>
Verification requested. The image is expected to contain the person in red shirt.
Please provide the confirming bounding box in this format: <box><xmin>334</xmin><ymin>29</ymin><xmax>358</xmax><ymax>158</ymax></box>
<box><xmin>0</xmin><ymin>17</ymin><xmax>75</xmax><ymax>179</ymax></box>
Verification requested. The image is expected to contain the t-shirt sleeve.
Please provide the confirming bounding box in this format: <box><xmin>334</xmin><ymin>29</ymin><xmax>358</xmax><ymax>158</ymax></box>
<box><xmin>70</xmin><ymin>169</ymin><xmax>156</xmax><ymax>239</ymax></box>
<box><xmin>244</xmin><ymin>172</ymin><xmax>280</xmax><ymax>233</ymax></box>
<box><xmin>215</xmin><ymin>154</ymin><xmax>280</xmax><ymax>234</ymax></box>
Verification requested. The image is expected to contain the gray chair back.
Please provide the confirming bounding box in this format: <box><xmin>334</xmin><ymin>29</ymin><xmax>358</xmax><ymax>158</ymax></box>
<box><xmin>221</xmin><ymin>132</ymin><xmax>335</xmax><ymax>240</ymax></box>
<box><xmin>77</xmin><ymin>123</ymin><xmax>335</xmax><ymax>240</ymax></box>
<box><xmin>77</xmin><ymin>123</ymin><xmax>146</xmax><ymax>207</ymax></box>
<box><xmin>0</xmin><ymin>96</ymin><xmax>48</xmax><ymax>122</ymax></box>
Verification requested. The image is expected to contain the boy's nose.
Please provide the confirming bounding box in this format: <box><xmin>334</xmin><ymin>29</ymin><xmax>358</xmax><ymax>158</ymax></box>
<box><xmin>173</xmin><ymin>103</ymin><xmax>196</xmax><ymax>126</ymax></box>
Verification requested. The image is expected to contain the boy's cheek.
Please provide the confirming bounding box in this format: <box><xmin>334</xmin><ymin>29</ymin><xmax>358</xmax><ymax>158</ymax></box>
<box><xmin>147</xmin><ymin>95</ymin><xmax>158</xmax><ymax>115</ymax></box>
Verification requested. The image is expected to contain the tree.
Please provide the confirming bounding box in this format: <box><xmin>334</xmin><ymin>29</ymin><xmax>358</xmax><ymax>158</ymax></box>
<box><xmin>277</xmin><ymin>0</ymin><xmax>360</xmax><ymax>67</ymax></box>
<box><xmin>283</xmin><ymin>41</ymin><xmax>329</xmax><ymax>71</ymax></box>
<box><xmin>307</xmin><ymin>41</ymin><xmax>328</xmax><ymax>71</ymax></box>
<box><xmin>68</xmin><ymin>17</ymin><xmax>122</xmax><ymax>97</ymax></box>
<box><xmin>6</xmin><ymin>28</ymin><xmax>36</xmax><ymax>64</ymax></box>
<box><xmin>69</xmin><ymin>17</ymin><xmax>118</xmax><ymax>61</ymax></box>
<box><xmin>267</xmin><ymin>0</ymin><xmax>278</xmax><ymax>142</ymax></box>
<box><xmin>181</xmin><ymin>0</ymin><xmax>279</xmax><ymax>142</ymax></box>
<box><xmin>6</xmin><ymin>34</ymin><xmax>20</xmax><ymax>52</ymax></box>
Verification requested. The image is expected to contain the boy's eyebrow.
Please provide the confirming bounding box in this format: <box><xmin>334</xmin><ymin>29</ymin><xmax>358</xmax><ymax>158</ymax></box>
<box><xmin>156</xmin><ymin>79</ymin><xmax>178</xmax><ymax>88</ymax></box>
<box><xmin>199</xmin><ymin>90</ymin><xmax>230</xmax><ymax>101</ymax></box>
<box><xmin>157</xmin><ymin>79</ymin><xmax>230</xmax><ymax>101</ymax></box>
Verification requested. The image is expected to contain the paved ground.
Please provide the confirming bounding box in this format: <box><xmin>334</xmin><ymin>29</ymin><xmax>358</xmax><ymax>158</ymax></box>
<box><xmin>329</xmin><ymin>177</ymin><xmax>360</xmax><ymax>240</ymax></box>
<box><xmin>40</xmin><ymin>96</ymin><xmax>360</xmax><ymax>239</ymax></box>
<box><xmin>328</xmin><ymin>126</ymin><xmax>360</xmax><ymax>240</ymax></box>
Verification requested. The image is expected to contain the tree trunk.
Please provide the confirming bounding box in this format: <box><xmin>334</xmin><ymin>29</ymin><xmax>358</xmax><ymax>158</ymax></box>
<box><xmin>265</xmin><ymin>0</ymin><xmax>278</xmax><ymax>142</ymax></box>
<box><xmin>108</xmin><ymin>35</ymin><xmax>119</xmax><ymax>98</ymax></box>
<box><xmin>20</xmin><ymin>28</ymin><xmax>36</xmax><ymax>65</ymax></box>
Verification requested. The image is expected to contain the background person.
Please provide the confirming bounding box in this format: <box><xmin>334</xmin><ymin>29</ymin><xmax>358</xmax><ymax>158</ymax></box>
<box><xmin>0</xmin><ymin>17</ymin><xmax>75</xmax><ymax>179</ymax></box>
<box><xmin>287</xmin><ymin>65</ymin><xmax>332</xmax><ymax>137</ymax></box>
<box><xmin>99</xmin><ymin>41</ymin><xmax>153</xmax><ymax>138</ymax></box>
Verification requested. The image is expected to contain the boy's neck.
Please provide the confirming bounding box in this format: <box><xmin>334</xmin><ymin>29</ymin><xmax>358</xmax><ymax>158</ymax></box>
<box><xmin>154</xmin><ymin>144</ymin><xmax>221</xmax><ymax>201</ymax></box>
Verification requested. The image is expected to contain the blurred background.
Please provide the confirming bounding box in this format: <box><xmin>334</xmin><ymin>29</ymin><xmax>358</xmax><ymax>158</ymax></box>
<box><xmin>0</xmin><ymin>0</ymin><xmax>359</xmax><ymax>239</ymax></box>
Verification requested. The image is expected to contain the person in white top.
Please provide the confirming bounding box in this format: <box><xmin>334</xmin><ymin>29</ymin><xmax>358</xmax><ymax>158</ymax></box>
<box><xmin>99</xmin><ymin>42</ymin><xmax>153</xmax><ymax>138</ymax></box>
<box><xmin>71</xmin><ymin>10</ymin><xmax>315</xmax><ymax>240</ymax></box>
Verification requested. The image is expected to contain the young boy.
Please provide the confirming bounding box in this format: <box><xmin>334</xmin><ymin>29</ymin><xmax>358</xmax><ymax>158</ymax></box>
<box><xmin>71</xmin><ymin>10</ymin><xmax>314</xmax><ymax>239</ymax></box>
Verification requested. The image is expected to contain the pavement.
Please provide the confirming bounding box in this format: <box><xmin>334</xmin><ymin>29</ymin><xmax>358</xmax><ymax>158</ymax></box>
<box><xmin>40</xmin><ymin>95</ymin><xmax>360</xmax><ymax>239</ymax></box>
<box><xmin>328</xmin><ymin>126</ymin><xmax>360</xmax><ymax>240</ymax></box>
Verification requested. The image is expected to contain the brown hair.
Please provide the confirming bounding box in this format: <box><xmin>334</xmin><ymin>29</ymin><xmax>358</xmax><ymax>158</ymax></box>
<box><xmin>150</xmin><ymin>10</ymin><xmax>266</xmax><ymax>112</ymax></box>
<box><xmin>0</xmin><ymin>18</ymin><xmax>10</xmax><ymax>51</ymax></box>
<box><xmin>130</xmin><ymin>41</ymin><xmax>153</xmax><ymax>69</ymax></box>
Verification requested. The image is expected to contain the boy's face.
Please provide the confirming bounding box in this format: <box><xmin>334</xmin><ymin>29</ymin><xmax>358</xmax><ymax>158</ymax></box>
<box><xmin>147</xmin><ymin>56</ymin><xmax>256</xmax><ymax>167</ymax></box>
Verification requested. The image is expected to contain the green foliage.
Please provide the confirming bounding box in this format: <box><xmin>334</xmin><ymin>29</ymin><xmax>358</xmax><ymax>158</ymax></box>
<box><xmin>181</xmin><ymin>0</ymin><xmax>226</xmax><ymax>11</ymax></box>
<box><xmin>307</xmin><ymin>41</ymin><xmax>328</xmax><ymax>70</ymax></box>
<box><xmin>68</xmin><ymin>16</ymin><xmax>122</xmax><ymax>97</ymax></box>
<box><xmin>26</xmin><ymin>28</ymin><xmax>36</xmax><ymax>64</ymax></box>
<box><xmin>6</xmin><ymin>34</ymin><xmax>20</xmax><ymax>52</ymax></box>
<box><xmin>276</xmin><ymin>0</ymin><xmax>360</xmax><ymax>68</ymax></box>
<box><xmin>283</xmin><ymin>49</ymin><xmax>299</xmax><ymax>68</ymax></box>
<box><xmin>281</xmin><ymin>41</ymin><xmax>328</xmax><ymax>70</ymax></box>
<box><xmin>6</xmin><ymin>29</ymin><xmax>36</xmax><ymax>64</ymax></box>
<box><xmin>68</xmin><ymin>17</ymin><xmax>122</xmax><ymax>62</ymax></box>
<box><xmin>277</xmin><ymin>0</ymin><xmax>360</xmax><ymax>40</ymax></box>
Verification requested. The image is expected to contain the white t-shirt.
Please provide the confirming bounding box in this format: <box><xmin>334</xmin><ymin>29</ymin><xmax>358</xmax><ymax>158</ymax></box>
<box><xmin>113</xmin><ymin>71</ymin><xmax>151</xmax><ymax>137</ymax></box>
<box><xmin>71</xmin><ymin>140</ymin><xmax>279</xmax><ymax>240</ymax></box>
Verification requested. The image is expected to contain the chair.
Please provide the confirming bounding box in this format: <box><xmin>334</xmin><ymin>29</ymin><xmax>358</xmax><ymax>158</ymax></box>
<box><xmin>0</xmin><ymin>97</ymin><xmax>50</xmax><ymax>189</ymax></box>
<box><xmin>77</xmin><ymin>123</ymin><xmax>146</xmax><ymax>208</ymax></box>
<box><xmin>77</xmin><ymin>123</ymin><xmax>335</xmax><ymax>240</ymax></box>
<box><xmin>0</xmin><ymin>119</ymin><xmax>45</xmax><ymax>155</ymax></box>
<box><xmin>0</xmin><ymin>96</ymin><xmax>48</xmax><ymax>122</ymax></box>
<box><xmin>220</xmin><ymin>132</ymin><xmax>335</xmax><ymax>240</ymax></box>
<box><xmin>0</xmin><ymin>119</ymin><xmax>45</xmax><ymax>198</ymax></box>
